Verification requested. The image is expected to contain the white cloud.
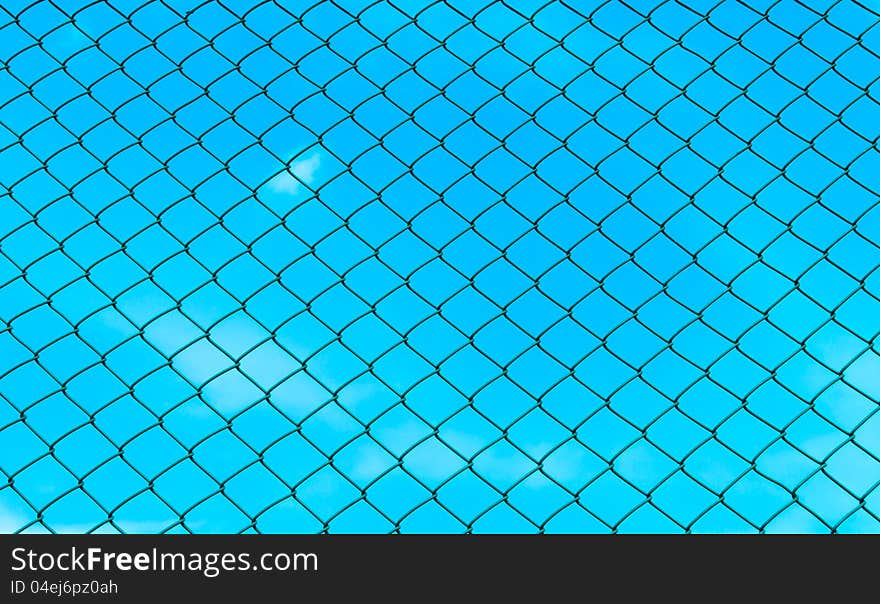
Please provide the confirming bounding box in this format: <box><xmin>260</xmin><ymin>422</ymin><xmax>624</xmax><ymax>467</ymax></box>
<box><xmin>268</xmin><ymin>153</ymin><xmax>322</xmax><ymax>194</ymax></box>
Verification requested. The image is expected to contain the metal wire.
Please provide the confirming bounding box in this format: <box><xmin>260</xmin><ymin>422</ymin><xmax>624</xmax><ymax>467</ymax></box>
<box><xmin>1</xmin><ymin>0</ymin><xmax>880</xmax><ymax>533</ymax></box>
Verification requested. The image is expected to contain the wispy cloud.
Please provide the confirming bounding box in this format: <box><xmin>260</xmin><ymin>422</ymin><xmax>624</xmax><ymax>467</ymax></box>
<box><xmin>0</xmin><ymin>502</ymin><xmax>28</xmax><ymax>533</ymax></box>
<box><xmin>268</xmin><ymin>153</ymin><xmax>322</xmax><ymax>194</ymax></box>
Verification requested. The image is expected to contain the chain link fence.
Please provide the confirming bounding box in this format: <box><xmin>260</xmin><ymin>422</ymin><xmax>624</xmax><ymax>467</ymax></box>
<box><xmin>1</xmin><ymin>0</ymin><xmax>879</xmax><ymax>534</ymax></box>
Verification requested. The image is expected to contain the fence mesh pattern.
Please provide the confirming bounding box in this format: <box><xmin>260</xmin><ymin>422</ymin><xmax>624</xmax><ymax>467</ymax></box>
<box><xmin>2</xmin><ymin>0</ymin><xmax>880</xmax><ymax>534</ymax></box>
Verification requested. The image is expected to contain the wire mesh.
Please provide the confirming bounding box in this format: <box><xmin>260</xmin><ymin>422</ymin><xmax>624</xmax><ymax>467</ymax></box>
<box><xmin>1</xmin><ymin>0</ymin><xmax>880</xmax><ymax>534</ymax></box>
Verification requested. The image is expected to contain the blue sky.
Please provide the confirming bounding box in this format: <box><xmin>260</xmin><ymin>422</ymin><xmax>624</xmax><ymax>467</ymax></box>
<box><xmin>1</xmin><ymin>0</ymin><xmax>880</xmax><ymax>533</ymax></box>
